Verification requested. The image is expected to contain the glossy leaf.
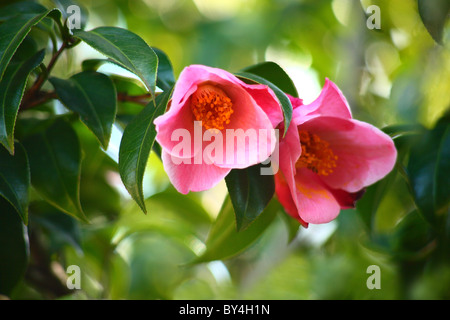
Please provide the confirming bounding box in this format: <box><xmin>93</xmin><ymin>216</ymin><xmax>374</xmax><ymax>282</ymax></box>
<box><xmin>118</xmin><ymin>88</ymin><xmax>173</xmax><ymax>213</ymax></box>
<box><xmin>23</xmin><ymin>118</ymin><xmax>87</xmax><ymax>222</ymax></box>
<box><xmin>31</xmin><ymin>201</ymin><xmax>83</xmax><ymax>254</ymax></box>
<box><xmin>50</xmin><ymin>71</ymin><xmax>117</xmax><ymax>149</ymax></box>
<box><xmin>147</xmin><ymin>189</ymin><xmax>212</xmax><ymax>226</ymax></box>
<box><xmin>152</xmin><ymin>47</ymin><xmax>175</xmax><ymax>91</ymax></box>
<box><xmin>407</xmin><ymin>117</ymin><xmax>450</xmax><ymax>225</ymax></box>
<box><xmin>242</xmin><ymin>61</ymin><xmax>298</xmax><ymax>97</ymax></box>
<box><xmin>73</xmin><ymin>27</ymin><xmax>158</xmax><ymax>96</ymax></box>
<box><xmin>0</xmin><ymin>198</ymin><xmax>29</xmax><ymax>296</ymax></box>
<box><xmin>236</xmin><ymin>71</ymin><xmax>292</xmax><ymax>136</ymax></box>
<box><xmin>193</xmin><ymin>196</ymin><xmax>280</xmax><ymax>263</ymax></box>
<box><xmin>356</xmin><ymin>169</ymin><xmax>397</xmax><ymax>233</ymax></box>
<box><xmin>390</xmin><ymin>210</ymin><xmax>434</xmax><ymax>259</ymax></box>
<box><xmin>225</xmin><ymin>163</ymin><xmax>275</xmax><ymax>231</ymax></box>
<box><xmin>0</xmin><ymin>49</ymin><xmax>45</xmax><ymax>154</ymax></box>
<box><xmin>0</xmin><ymin>9</ymin><xmax>60</xmax><ymax>81</ymax></box>
<box><xmin>0</xmin><ymin>142</ymin><xmax>30</xmax><ymax>224</ymax></box>
<box><xmin>0</xmin><ymin>1</ymin><xmax>47</xmax><ymax>21</ymax></box>
<box><xmin>418</xmin><ymin>0</ymin><xmax>450</xmax><ymax>44</ymax></box>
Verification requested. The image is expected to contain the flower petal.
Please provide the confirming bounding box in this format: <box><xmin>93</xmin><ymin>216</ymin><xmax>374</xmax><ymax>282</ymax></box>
<box><xmin>161</xmin><ymin>150</ymin><xmax>231</xmax><ymax>194</ymax></box>
<box><xmin>292</xmin><ymin>78</ymin><xmax>352</xmax><ymax>125</ymax></box>
<box><xmin>243</xmin><ymin>83</ymin><xmax>283</xmax><ymax>128</ymax></box>
<box><xmin>327</xmin><ymin>187</ymin><xmax>366</xmax><ymax>209</ymax></box>
<box><xmin>213</xmin><ymin>83</ymin><xmax>277</xmax><ymax>169</ymax></box>
<box><xmin>293</xmin><ymin>168</ymin><xmax>341</xmax><ymax>224</ymax></box>
<box><xmin>300</xmin><ymin>116</ymin><xmax>397</xmax><ymax>192</ymax></box>
<box><xmin>154</xmin><ymin>101</ymin><xmax>201</xmax><ymax>159</ymax></box>
<box><xmin>275</xmin><ymin>172</ymin><xmax>308</xmax><ymax>227</ymax></box>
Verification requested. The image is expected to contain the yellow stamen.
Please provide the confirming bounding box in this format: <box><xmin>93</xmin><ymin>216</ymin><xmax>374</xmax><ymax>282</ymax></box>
<box><xmin>296</xmin><ymin>130</ymin><xmax>338</xmax><ymax>176</ymax></box>
<box><xmin>191</xmin><ymin>84</ymin><xmax>234</xmax><ymax>130</ymax></box>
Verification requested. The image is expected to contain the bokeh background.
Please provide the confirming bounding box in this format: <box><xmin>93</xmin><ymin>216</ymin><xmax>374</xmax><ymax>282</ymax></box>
<box><xmin>8</xmin><ymin>0</ymin><xmax>449</xmax><ymax>299</ymax></box>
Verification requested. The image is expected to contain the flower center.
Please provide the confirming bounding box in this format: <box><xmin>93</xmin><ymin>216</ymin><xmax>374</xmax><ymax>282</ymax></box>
<box><xmin>191</xmin><ymin>84</ymin><xmax>234</xmax><ymax>130</ymax></box>
<box><xmin>296</xmin><ymin>130</ymin><xmax>338</xmax><ymax>176</ymax></box>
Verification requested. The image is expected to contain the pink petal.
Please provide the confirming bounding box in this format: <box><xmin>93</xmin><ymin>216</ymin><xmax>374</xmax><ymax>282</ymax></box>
<box><xmin>293</xmin><ymin>168</ymin><xmax>342</xmax><ymax>224</ymax></box>
<box><xmin>161</xmin><ymin>150</ymin><xmax>231</xmax><ymax>194</ymax></box>
<box><xmin>243</xmin><ymin>83</ymin><xmax>283</xmax><ymax>128</ymax></box>
<box><xmin>292</xmin><ymin>78</ymin><xmax>352</xmax><ymax>125</ymax></box>
<box><xmin>327</xmin><ymin>187</ymin><xmax>366</xmax><ymax>209</ymax></box>
<box><xmin>275</xmin><ymin>173</ymin><xmax>308</xmax><ymax>227</ymax></box>
<box><xmin>154</xmin><ymin>101</ymin><xmax>201</xmax><ymax>159</ymax></box>
<box><xmin>275</xmin><ymin>120</ymin><xmax>302</xmax><ymax>209</ymax></box>
<box><xmin>300</xmin><ymin>116</ymin><xmax>397</xmax><ymax>192</ymax></box>
<box><xmin>212</xmin><ymin>83</ymin><xmax>277</xmax><ymax>169</ymax></box>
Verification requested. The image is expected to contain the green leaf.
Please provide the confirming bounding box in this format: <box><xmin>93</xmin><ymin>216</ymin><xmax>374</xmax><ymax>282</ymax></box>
<box><xmin>73</xmin><ymin>27</ymin><xmax>158</xmax><ymax>97</ymax></box>
<box><xmin>30</xmin><ymin>201</ymin><xmax>83</xmax><ymax>254</ymax></box>
<box><xmin>356</xmin><ymin>169</ymin><xmax>397</xmax><ymax>233</ymax></box>
<box><xmin>23</xmin><ymin>118</ymin><xmax>87</xmax><ymax>223</ymax></box>
<box><xmin>418</xmin><ymin>0</ymin><xmax>450</xmax><ymax>44</ymax></box>
<box><xmin>242</xmin><ymin>61</ymin><xmax>298</xmax><ymax>97</ymax></box>
<box><xmin>0</xmin><ymin>9</ymin><xmax>61</xmax><ymax>81</ymax></box>
<box><xmin>0</xmin><ymin>49</ymin><xmax>45</xmax><ymax>154</ymax></box>
<box><xmin>118</xmin><ymin>88</ymin><xmax>173</xmax><ymax>213</ymax></box>
<box><xmin>390</xmin><ymin>210</ymin><xmax>434</xmax><ymax>260</ymax></box>
<box><xmin>193</xmin><ymin>196</ymin><xmax>280</xmax><ymax>263</ymax></box>
<box><xmin>152</xmin><ymin>47</ymin><xmax>175</xmax><ymax>91</ymax></box>
<box><xmin>147</xmin><ymin>189</ymin><xmax>212</xmax><ymax>226</ymax></box>
<box><xmin>80</xmin><ymin>58</ymin><xmax>110</xmax><ymax>71</ymax></box>
<box><xmin>407</xmin><ymin>118</ymin><xmax>450</xmax><ymax>225</ymax></box>
<box><xmin>0</xmin><ymin>197</ymin><xmax>29</xmax><ymax>296</ymax></box>
<box><xmin>50</xmin><ymin>71</ymin><xmax>117</xmax><ymax>149</ymax></box>
<box><xmin>225</xmin><ymin>163</ymin><xmax>275</xmax><ymax>231</ymax></box>
<box><xmin>0</xmin><ymin>142</ymin><xmax>30</xmax><ymax>224</ymax></box>
<box><xmin>236</xmin><ymin>71</ymin><xmax>293</xmax><ymax>136</ymax></box>
<box><xmin>0</xmin><ymin>1</ymin><xmax>47</xmax><ymax>21</ymax></box>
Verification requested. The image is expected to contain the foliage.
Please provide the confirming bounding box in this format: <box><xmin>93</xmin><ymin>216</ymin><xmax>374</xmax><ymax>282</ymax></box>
<box><xmin>0</xmin><ymin>0</ymin><xmax>448</xmax><ymax>300</ymax></box>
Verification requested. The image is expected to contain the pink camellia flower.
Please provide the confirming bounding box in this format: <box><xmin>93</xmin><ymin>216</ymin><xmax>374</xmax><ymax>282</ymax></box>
<box><xmin>154</xmin><ymin>65</ymin><xmax>283</xmax><ymax>194</ymax></box>
<box><xmin>275</xmin><ymin>79</ymin><xmax>397</xmax><ymax>227</ymax></box>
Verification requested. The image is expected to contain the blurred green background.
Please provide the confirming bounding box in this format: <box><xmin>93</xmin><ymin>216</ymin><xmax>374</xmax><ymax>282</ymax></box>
<box><xmin>7</xmin><ymin>0</ymin><xmax>449</xmax><ymax>300</ymax></box>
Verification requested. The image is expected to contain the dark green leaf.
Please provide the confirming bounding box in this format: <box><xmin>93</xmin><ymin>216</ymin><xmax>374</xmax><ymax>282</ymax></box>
<box><xmin>81</xmin><ymin>58</ymin><xmax>109</xmax><ymax>71</ymax></box>
<box><xmin>73</xmin><ymin>27</ymin><xmax>158</xmax><ymax>97</ymax></box>
<box><xmin>0</xmin><ymin>198</ymin><xmax>29</xmax><ymax>296</ymax></box>
<box><xmin>152</xmin><ymin>47</ymin><xmax>175</xmax><ymax>91</ymax></box>
<box><xmin>0</xmin><ymin>49</ymin><xmax>45</xmax><ymax>154</ymax></box>
<box><xmin>118</xmin><ymin>88</ymin><xmax>173</xmax><ymax>213</ymax></box>
<box><xmin>242</xmin><ymin>61</ymin><xmax>298</xmax><ymax>97</ymax></box>
<box><xmin>225</xmin><ymin>163</ymin><xmax>275</xmax><ymax>231</ymax></box>
<box><xmin>0</xmin><ymin>1</ymin><xmax>47</xmax><ymax>21</ymax></box>
<box><xmin>23</xmin><ymin>118</ymin><xmax>87</xmax><ymax>222</ymax></box>
<box><xmin>0</xmin><ymin>9</ymin><xmax>61</xmax><ymax>81</ymax></box>
<box><xmin>236</xmin><ymin>71</ymin><xmax>292</xmax><ymax>136</ymax></box>
<box><xmin>356</xmin><ymin>169</ymin><xmax>397</xmax><ymax>232</ymax></box>
<box><xmin>193</xmin><ymin>196</ymin><xmax>280</xmax><ymax>263</ymax></box>
<box><xmin>418</xmin><ymin>0</ymin><xmax>450</xmax><ymax>44</ymax></box>
<box><xmin>407</xmin><ymin>119</ymin><xmax>450</xmax><ymax>224</ymax></box>
<box><xmin>50</xmin><ymin>71</ymin><xmax>117</xmax><ymax>149</ymax></box>
<box><xmin>390</xmin><ymin>210</ymin><xmax>434</xmax><ymax>260</ymax></box>
<box><xmin>0</xmin><ymin>142</ymin><xmax>30</xmax><ymax>224</ymax></box>
<box><xmin>30</xmin><ymin>201</ymin><xmax>83</xmax><ymax>254</ymax></box>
